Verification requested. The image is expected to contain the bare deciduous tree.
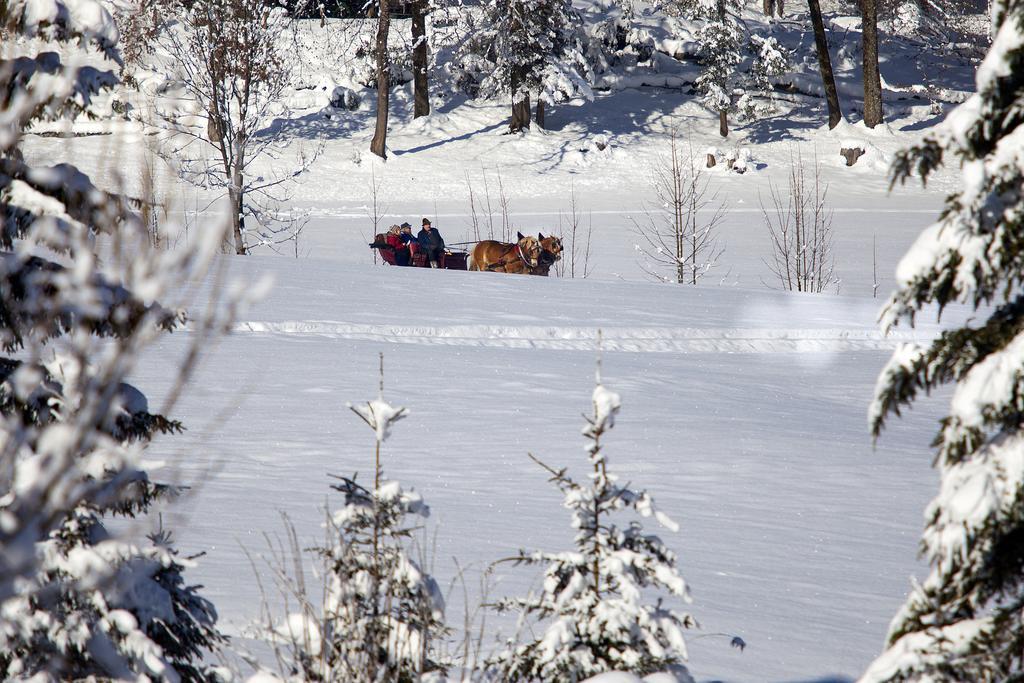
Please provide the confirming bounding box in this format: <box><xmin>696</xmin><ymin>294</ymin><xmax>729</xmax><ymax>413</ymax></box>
<box><xmin>465</xmin><ymin>166</ymin><xmax>513</xmax><ymax>241</ymax></box>
<box><xmin>366</xmin><ymin>166</ymin><xmax>388</xmax><ymax>264</ymax></box>
<box><xmin>632</xmin><ymin>133</ymin><xmax>726</xmax><ymax>285</ymax></box>
<box><xmin>761</xmin><ymin>149</ymin><xmax>838</xmax><ymax>292</ymax></box>
<box><xmin>156</xmin><ymin>0</ymin><xmax>316</xmax><ymax>254</ymax></box>
<box><xmin>556</xmin><ymin>184</ymin><xmax>593</xmax><ymax>279</ymax></box>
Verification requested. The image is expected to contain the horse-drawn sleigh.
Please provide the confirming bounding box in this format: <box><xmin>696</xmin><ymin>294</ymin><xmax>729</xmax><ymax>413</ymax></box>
<box><xmin>371</xmin><ymin>236</ymin><xmax>469</xmax><ymax>269</ymax></box>
<box><xmin>370</xmin><ymin>232</ymin><xmax>563</xmax><ymax>276</ymax></box>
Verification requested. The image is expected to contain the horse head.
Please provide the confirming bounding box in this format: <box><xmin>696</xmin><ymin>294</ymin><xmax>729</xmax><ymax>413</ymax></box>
<box><xmin>538</xmin><ymin>233</ymin><xmax>563</xmax><ymax>262</ymax></box>
<box><xmin>516</xmin><ymin>231</ymin><xmax>543</xmax><ymax>268</ymax></box>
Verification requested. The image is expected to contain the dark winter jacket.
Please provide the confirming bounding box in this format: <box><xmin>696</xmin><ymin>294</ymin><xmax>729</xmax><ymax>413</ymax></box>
<box><xmin>417</xmin><ymin>227</ymin><xmax>444</xmax><ymax>250</ymax></box>
<box><xmin>399</xmin><ymin>231</ymin><xmax>416</xmax><ymax>244</ymax></box>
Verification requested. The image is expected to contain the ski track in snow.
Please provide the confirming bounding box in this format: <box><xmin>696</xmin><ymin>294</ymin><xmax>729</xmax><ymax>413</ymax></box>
<box><xmin>230</xmin><ymin>320</ymin><xmax>934</xmax><ymax>353</ymax></box>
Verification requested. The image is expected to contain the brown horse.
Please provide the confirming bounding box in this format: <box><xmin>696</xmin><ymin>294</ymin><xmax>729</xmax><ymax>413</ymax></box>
<box><xmin>469</xmin><ymin>232</ymin><xmax>543</xmax><ymax>273</ymax></box>
<box><xmin>532</xmin><ymin>233</ymin><xmax>563</xmax><ymax>276</ymax></box>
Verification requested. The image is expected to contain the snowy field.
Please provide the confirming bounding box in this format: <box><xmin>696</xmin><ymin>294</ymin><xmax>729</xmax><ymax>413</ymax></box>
<box><xmin>18</xmin><ymin>15</ymin><xmax>977</xmax><ymax>679</ymax></box>
<box><xmin>123</xmin><ymin>255</ymin><xmax>956</xmax><ymax>683</ymax></box>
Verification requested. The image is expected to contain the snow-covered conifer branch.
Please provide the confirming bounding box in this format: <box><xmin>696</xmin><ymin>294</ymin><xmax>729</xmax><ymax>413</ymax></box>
<box><xmin>257</xmin><ymin>365</ymin><xmax>446</xmax><ymax>682</ymax></box>
<box><xmin>863</xmin><ymin>3</ymin><xmax>1024</xmax><ymax>679</ymax></box>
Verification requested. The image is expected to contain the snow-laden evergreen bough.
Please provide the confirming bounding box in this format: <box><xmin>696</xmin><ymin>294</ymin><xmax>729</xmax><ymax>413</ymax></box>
<box><xmin>0</xmin><ymin>1</ymin><xmax>232</xmax><ymax>678</ymax></box>
<box><xmin>490</xmin><ymin>370</ymin><xmax>696</xmax><ymax>682</ymax></box>
<box><xmin>862</xmin><ymin>0</ymin><xmax>1024</xmax><ymax>679</ymax></box>
<box><xmin>259</xmin><ymin>364</ymin><xmax>446</xmax><ymax>682</ymax></box>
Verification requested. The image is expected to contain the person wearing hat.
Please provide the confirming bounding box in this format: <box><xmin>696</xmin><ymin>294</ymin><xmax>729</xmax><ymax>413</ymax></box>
<box><xmin>416</xmin><ymin>217</ymin><xmax>445</xmax><ymax>268</ymax></box>
<box><xmin>385</xmin><ymin>224</ymin><xmax>411</xmax><ymax>266</ymax></box>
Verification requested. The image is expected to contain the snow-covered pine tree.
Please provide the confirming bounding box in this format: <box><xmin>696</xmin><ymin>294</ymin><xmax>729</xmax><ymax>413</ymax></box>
<box><xmin>490</xmin><ymin>367</ymin><xmax>696</xmax><ymax>681</ymax></box>
<box><xmin>584</xmin><ymin>0</ymin><xmax>657</xmax><ymax>83</ymax></box>
<box><xmin>459</xmin><ymin>0</ymin><xmax>592</xmax><ymax>131</ymax></box>
<box><xmin>691</xmin><ymin>0</ymin><xmax>788</xmax><ymax>136</ymax></box>
<box><xmin>269</xmin><ymin>360</ymin><xmax>446</xmax><ymax>682</ymax></box>
<box><xmin>861</xmin><ymin>0</ymin><xmax>1024</xmax><ymax>679</ymax></box>
<box><xmin>0</xmin><ymin>1</ymin><xmax>227</xmax><ymax>678</ymax></box>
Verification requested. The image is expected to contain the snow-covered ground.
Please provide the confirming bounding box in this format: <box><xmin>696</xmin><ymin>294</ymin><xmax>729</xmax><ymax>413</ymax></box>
<box><xmin>123</xmin><ymin>252</ymin><xmax>954</xmax><ymax>683</ymax></box>
<box><xmin>20</xmin><ymin>11</ymin><xmax>979</xmax><ymax>678</ymax></box>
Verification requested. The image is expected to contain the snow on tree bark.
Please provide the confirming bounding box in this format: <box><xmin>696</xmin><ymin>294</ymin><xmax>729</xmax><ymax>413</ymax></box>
<box><xmin>411</xmin><ymin>0</ymin><xmax>430</xmax><ymax>119</ymax></box>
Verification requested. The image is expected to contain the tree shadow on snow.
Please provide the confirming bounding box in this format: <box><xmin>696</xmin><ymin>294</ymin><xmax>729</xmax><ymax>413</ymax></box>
<box><xmin>392</xmin><ymin>120</ymin><xmax>505</xmax><ymax>155</ymax></box>
<box><xmin>899</xmin><ymin>110</ymin><xmax>949</xmax><ymax>132</ymax></box>
<box><xmin>256</xmin><ymin>106</ymin><xmax>371</xmax><ymax>142</ymax></box>
<box><xmin>739</xmin><ymin>109</ymin><xmax>823</xmax><ymax>145</ymax></box>
<box><xmin>542</xmin><ymin>86</ymin><xmax>698</xmax><ymax>140</ymax></box>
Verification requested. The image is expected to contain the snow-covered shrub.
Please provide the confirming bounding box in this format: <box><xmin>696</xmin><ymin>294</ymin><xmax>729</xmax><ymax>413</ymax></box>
<box><xmin>329</xmin><ymin>84</ymin><xmax>362</xmax><ymax>110</ymax></box>
<box><xmin>729</xmin><ymin>147</ymin><xmax>751</xmax><ymax>173</ymax></box>
<box><xmin>861</xmin><ymin>0</ymin><xmax>1024</xmax><ymax>679</ymax></box>
<box><xmin>0</xmin><ymin>1</ymin><xmax>232</xmax><ymax>678</ymax></box>
<box><xmin>761</xmin><ymin>148</ymin><xmax>836</xmax><ymax>292</ymax></box>
<box><xmin>584</xmin><ymin>2</ymin><xmax>656</xmax><ymax>77</ymax></box>
<box><xmin>489</xmin><ymin>368</ymin><xmax>696</xmax><ymax>681</ymax></box>
<box><xmin>261</xmin><ymin>364</ymin><xmax>447</xmax><ymax>682</ymax></box>
<box><xmin>739</xmin><ymin>35</ymin><xmax>788</xmax><ymax>119</ymax></box>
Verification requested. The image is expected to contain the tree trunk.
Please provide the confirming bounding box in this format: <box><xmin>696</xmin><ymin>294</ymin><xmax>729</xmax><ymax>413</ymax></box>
<box><xmin>510</xmin><ymin>68</ymin><xmax>531</xmax><ymax>132</ymax></box>
<box><xmin>411</xmin><ymin>0</ymin><xmax>429</xmax><ymax>118</ymax></box>
<box><xmin>719</xmin><ymin>109</ymin><xmax>728</xmax><ymax>137</ymax></box>
<box><xmin>370</xmin><ymin>0</ymin><xmax>391</xmax><ymax>158</ymax></box>
<box><xmin>808</xmin><ymin>0</ymin><xmax>842</xmax><ymax>128</ymax></box>
<box><xmin>535</xmin><ymin>99</ymin><xmax>545</xmax><ymax>128</ymax></box>
<box><xmin>860</xmin><ymin>0</ymin><xmax>883</xmax><ymax>127</ymax></box>
<box><xmin>511</xmin><ymin>92</ymin><xmax>531</xmax><ymax>132</ymax></box>
<box><xmin>231</xmin><ymin>134</ymin><xmax>247</xmax><ymax>255</ymax></box>
<box><xmin>229</xmin><ymin>187</ymin><xmax>245</xmax><ymax>255</ymax></box>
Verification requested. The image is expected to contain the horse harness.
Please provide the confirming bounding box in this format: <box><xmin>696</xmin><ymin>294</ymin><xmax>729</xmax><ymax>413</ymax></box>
<box><xmin>486</xmin><ymin>241</ymin><xmax>533</xmax><ymax>271</ymax></box>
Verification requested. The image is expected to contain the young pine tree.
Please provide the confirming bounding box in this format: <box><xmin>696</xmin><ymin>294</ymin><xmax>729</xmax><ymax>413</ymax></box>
<box><xmin>463</xmin><ymin>0</ymin><xmax>592</xmax><ymax>131</ymax></box>
<box><xmin>861</xmin><ymin>0</ymin><xmax>1024</xmax><ymax>679</ymax></box>
<box><xmin>491</xmin><ymin>366</ymin><xmax>696</xmax><ymax>681</ymax></box>
<box><xmin>270</xmin><ymin>359</ymin><xmax>446</xmax><ymax>682</ymax></box>
<box><xmin>0</xmin><ymin>1</ymin><xmax>226</xmax><ymax>678</ymax></box>
<box><xmin>691</xmin><ymin>0</ymin><xmax>789</xmax><ymax>137</ymax></box>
